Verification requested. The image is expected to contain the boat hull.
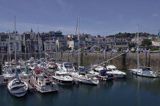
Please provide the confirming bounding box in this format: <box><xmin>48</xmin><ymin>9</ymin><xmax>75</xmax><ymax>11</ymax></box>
<box><xmin>106</xmin><ymin>73</ymin><xmax>126</xmax><ymax>79</ymax></box>
<box><xmin>8</xmin><ymin>90</ymin><xmax>27</xmax><ymax>97</ymax></box>
<box><xmin>52</xmin><ymin>77</ymin><xmax>73</xmax><ymax>86</ymax></box>
<box><xmin>30</xmin><ymin>77</ymin><xmax>58</xmax><ymax>93</ymax></box>
<box><xmin>130</xmin><ymin>69</ymin><xmax>158</xmax><ymax>78</ymax></box>
<box><xmin>36</xmin><ymin>85</ymin><xmax>58</xmax><ymax>93</ymax></box>
<box><xmin>7</xmin><ymin>79</ymin><xmax>28</xmax><ymax>97</ymax></box>
<box><xmin>71</xmin><ymin>74</ymin><xmax>99</xmax><ymax>85</ymax></box>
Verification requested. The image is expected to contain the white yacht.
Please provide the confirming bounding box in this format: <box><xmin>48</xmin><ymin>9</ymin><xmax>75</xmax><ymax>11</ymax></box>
<box><xmin>52</xmin><ymin>71</ymin><xmax>73</xmax><ymax>85</ymax></box>
<box><xmin>89</xmin><ymin>65</ymin><xmax>107</xmax><ymax>81</ymax></box>
<box><xmin>12</xmin><ymin>65</ymin><xmax>30</xmax><ymax>79</ymax></box>
<box><xmin>89</xmin><ymin>65</ymin><xmax>105</xmax><ymax>76</ymax></box>
<box><xmin>47</xmin><ymin>62</ymin><xmax>57</xmax><ymax>70</ymax></box>
<box><xmin>106</xmin><ymin>65</ymin><xmax>126</xmax><ymax>78</ymax></box>
<box><xmin>130</xmin><ymin>67</ymin><xmax>158</xmax><ymax>78</ymax></box>
<box><xmin>3</xmin><ymin>63</ymin><xmax>30</xmax><ymax>80</ymax></box>
<box><xmin>70</xmin><ymin>72</ymin><xmax>99</xmax><ymax>85</ymax></box>
<box><xmin>57</xmin><ymin>62</ymin><xmax>76</xmax><ymax>72</ymax></box>
<box><xmin>31</xmin><ymin>67</ymin><xmax>58</xmax><ymax>93</ymax></box>
<box><xmin>2</xmin><ymin>66</ymin><xmax>16</xmax><ymax>80</ymax></box>
<box><xmin>93</xmin><ymin>65</ymin><xmax>105</xmax><ymax>72</ymax></box>
<box><xmin>7</xmin><ymin>78</ymin><xmax>28</xmax><ymax>97</ymax></box>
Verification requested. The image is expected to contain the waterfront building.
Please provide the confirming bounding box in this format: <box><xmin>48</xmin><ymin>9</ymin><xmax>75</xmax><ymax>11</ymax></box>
<box><xmin>8</xmin><ymin>32</ymin><xmax>22</xmax><ymax>54</ymax></box>
<box><xmin>0</xmin><ymin>33</ymin><xmax>8</xmax><ymax>53</ymax></box>
<box><xmin>67</xmin><ymin>35</ymin><xmax>74</xmax><ymax>50</ymax></box>
<box><xmin>22</xmin><ymin>31</ymin><xmax>43</xmax><ymax>54</ymax></box>
<box><xmin>105</xmin><ymin>34</ymin><xmax>131</xmax><ymax>51</ymax></box>
<box><xmin>44</xmin><ymin>39</ymin><xmax>56</xmax><ymax>52</ymax></box>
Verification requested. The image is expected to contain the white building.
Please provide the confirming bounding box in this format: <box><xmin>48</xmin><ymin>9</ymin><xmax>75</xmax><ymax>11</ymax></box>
<box><xmin>152</xmin><ymin>41</ymin><xmax>160</xmax><ymax>47</ymax></box>
<box><xmin>0</xmin><ymin>41</ymin><xmax>7</xmax><ymax>53</ymax></box>
<box><xmin>67</xmin><ymin>35</ymin><xmax>74</xmax><ymax>50</ymax></box>
<box><xmin>67</xmin><ymin>40</ymin><xmax>74</xmax><ymax>50</ymax></box>
<box><xmin>8</xmin><ymin>33</ymin><xmax>22</xmax><ymax>54</ymax></box>
<box><xmin>44</xmin><ymin>39</ymin><xmax>56</xmax><ymax>52</ymax></box>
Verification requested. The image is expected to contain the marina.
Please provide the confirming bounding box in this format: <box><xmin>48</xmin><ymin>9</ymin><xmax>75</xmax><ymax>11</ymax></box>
<box><xmin>0</xmin><ymin>35</ymin><xmax>160</xmax><ymax>103</ymax></box>
<box><xmin>0</xmin><ymin>55</ymin><xmax>160</xmax><ymax>93</ymax></box>
<box><xmin>0</xmin><ymin>0</ymin><xmax>160</xmax><ymax>105</ymax></box>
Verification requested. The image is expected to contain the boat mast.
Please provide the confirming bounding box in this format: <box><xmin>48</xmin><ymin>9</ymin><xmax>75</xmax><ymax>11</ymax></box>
<box><xmin>114</xmin><ymin>32</ymin><xmax>116</xmax><ymax>50</ymax></box>
<box><xmin>38</xmin><ymin>32</ymin><xmax>41</xmax><ymax>59</ymax></box>
<box><xmin>75</xmin><ymin>17</ymin><xmax>80</xmax><ymax>69</ymax></box>
<box><xmin>24</xmin><ymin>32</ymin><xmax>27</xmax><ymax>60</ymax></box>
<box><xmin>8</xmin><ymin>31</ymin><xmax>11</xmax><ymax>61</ymax></box>
<box><xmin>136</xmin><ymin>30</ymin><xmax>140</xmax><ymax>69</ymax></box>
<box><xmin>14</xmin><ymin>16</ymin><xmax>17</xmax><ymax>62</ymax></box>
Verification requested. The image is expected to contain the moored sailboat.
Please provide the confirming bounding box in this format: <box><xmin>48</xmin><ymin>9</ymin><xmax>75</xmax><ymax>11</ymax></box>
<box><xmin>130</xmin><ymin>32</ymin><xmax>158</xmax><ymax>78</ymax></box>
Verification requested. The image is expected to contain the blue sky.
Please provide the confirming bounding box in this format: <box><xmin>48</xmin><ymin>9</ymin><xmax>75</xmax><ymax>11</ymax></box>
<box><xmin>0</xmin><ymin>0</ymin><xmax>160</xmax><ymax>35</ymax></box>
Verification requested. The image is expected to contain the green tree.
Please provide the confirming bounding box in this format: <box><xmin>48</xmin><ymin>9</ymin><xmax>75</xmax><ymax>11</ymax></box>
<box><xmin>141</xmin><ymin>39</ymin><xmax>152</xmax><ymax>48</ymax></box>
<box><xmin>129</xmin><ymin>43</ymin><xmax>136</xmax><ymax>49</ymax></box>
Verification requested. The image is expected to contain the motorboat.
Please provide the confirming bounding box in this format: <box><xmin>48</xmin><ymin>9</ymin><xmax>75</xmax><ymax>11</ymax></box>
<box><xmin>7</xmin><ymin>73</ymin><xmax>28</xmax><ymax>97</ymax></box>
<box><xmin>106</xmin><ymin>65</ymin><xmax>126</xmax><ymax>78</ymax></box>
<box><xmin>47</xmin><ymin>62</ymin><xmax>57</xmax><ymax>70</ymax></box>
<box><xmin>89</xmin><ymin>65</ymin><xmax>105</xmax><ymax>76</ymax></box>
<box><xmin>7</xmin><ymin>78</ymin><xmax>28</xmax><ymax>97</ymax></box>
<box><xmin>57</xmin><ymin>62</ymin><xmax>76</xmax><ymax>72</ymax></box>
<box><xmin>30</xmin><ymin>67</ymin><xmax>58</xmax><ymax>93</ymax></box>
<box><xmin>130</xmin><ymin>67</ymin><xmax>158</xmax><ymax>78</ymax></box>
<box><xmin>129</xmin><ymin>33</ymin><xmax>158</xmax><ymax>78</ymax></box>
<box><xmin>89</xmin><ymin>65</ymin><xmax>113</xmax><ymax>81</ymax></box>
<box><xmin>18</xmin><ymin>66</ymin><xmax>31</xmax><ymax>79</ymax></box>
<box><xmin>52</xmin><ymin>71</ymin><xmax>73</xmax><ymax>85</ymax></box>
<box><xmin>70</xmin><ymin>72</ymin><xmax>99</xmax><ymax>85</ymax></box>
<box><xmin>3</xmin><ymin>63</ymin><xmax>30</xmax><ymax>80</ymax></box>
<box><xmin>93</xmin><ymin>65</ymin><xmax>105</xmax><ymax>72</ymax></box>
<box><xmin>78</xmin><ymin>66</ymin><xmax>88</xmax><ymax>74</ymax></box>
<box><xmin>2</xmin><ymin>66</ymin><xmax>16</xmax><ymax>80</ymax></box>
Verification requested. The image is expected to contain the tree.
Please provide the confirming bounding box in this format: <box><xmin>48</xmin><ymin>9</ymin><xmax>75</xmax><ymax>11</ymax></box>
<box><xmin>129</xmin><ymin>43</ymin><xmax>136</xmax><ymax>49</ymax></box>
<box><xmin>141</xmin><ymin>39</ymin><xmax>152</xmax><ymax>48</ymax></box>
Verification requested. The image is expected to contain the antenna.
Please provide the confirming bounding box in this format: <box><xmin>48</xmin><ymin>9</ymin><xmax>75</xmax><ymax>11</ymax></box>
<box><xmin>75</xmin><ymin>17</ymin><xmax>79</xmax><ymax>36</ymax></box>
<box><xmin>14</xmin><ymin>16</ymin><xmax>17</xmax><ymax>62</ymax></box>
<box><xmin>14</xmin><ymin>16</ymin><xmax>17</xmax><ymax>32</ymax></box>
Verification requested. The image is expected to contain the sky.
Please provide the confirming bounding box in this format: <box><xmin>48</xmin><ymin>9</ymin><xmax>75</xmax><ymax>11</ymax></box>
<box><xmin>0</xmin><ymin>0</ymin><xmax>160</xmax><ymax>35</ymax></box>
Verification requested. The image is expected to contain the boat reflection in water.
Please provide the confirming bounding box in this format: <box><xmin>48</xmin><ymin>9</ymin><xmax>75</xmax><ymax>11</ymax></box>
<box><xmin>130</xmin><ymin>75</ymin><xmax>160</xmax><ymax>95</ymax></box>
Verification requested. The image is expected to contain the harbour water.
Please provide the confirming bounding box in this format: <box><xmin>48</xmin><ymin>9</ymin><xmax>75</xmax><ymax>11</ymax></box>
<box><xmin>0</xmin><ymin>74</ymin><xmax>160</xmax><ymax>106</ymax></box>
